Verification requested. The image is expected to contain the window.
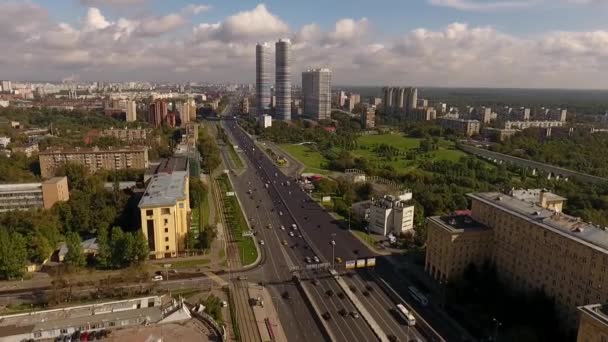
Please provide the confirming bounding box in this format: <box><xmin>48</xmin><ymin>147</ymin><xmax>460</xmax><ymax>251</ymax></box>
<box><xmin>146</xmin><ymin>209</ymin><xmax>153</xmax><ymax>216</ymax></box>
<box><xmin>165</xmin><ymin>237</ymin><xmax>169</xmax><ymax>242</ymax></box>
<box><xmin>34</xmin><ymin>332</ymin><xmax>42</xmax><ymax>338</ymax></box>
<box><xmin>60</xmin><ymin>329</ymin><xmax>68</xmax><ymax>334</ymax></box>
<box><xmin>164</xmin><ymin>218</ymin><xmax>169</xmax><ymax>225</ymax></box>
<box><xmin>161</xmin><ymin>208</ymin><xmax>170</xmax><ymax>215</ymax></box>
<box><xmin>166</xmin><ymin>245</ymin><xmax>170</xmax><ymax>251</ymax></box>
<box><xmin>165</xmin><ymin>228</ymin><xmax>169</xmax><ymax>233</ymax></box>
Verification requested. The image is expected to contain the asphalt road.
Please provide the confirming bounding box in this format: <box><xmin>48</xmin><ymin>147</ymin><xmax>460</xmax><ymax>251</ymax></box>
<box><xmin>223</xmin><ymin>137</ymin><xmax>377</xmax><ymax>342</ymax></box>
<box><xmin>224</xmin><ymin>119</ymin><xmax>428</xmax><ymax>342</ymax></box>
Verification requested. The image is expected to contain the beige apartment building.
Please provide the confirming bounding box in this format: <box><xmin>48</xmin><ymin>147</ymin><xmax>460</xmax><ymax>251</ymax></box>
<box><xmin>101</xmin><ymin>127</ymin><xmax>151</xmax><ymax>143</ymax></box>
<box><xmin>138</xmin><ymin>171</ymin><xmax>190</xmax><ymax>259</ymax></box>
<box><xmin>438</xmin><ymin>117</ymin><xmax>480</xmax><ymax>136</ymax></box>
<box><xmin>426</xmin><ymin>189</ymin><xmax>608</xmax><ymax>329</ymax></box>
<box><xmin>577</xmin><ymin>304</ymin><xmax>608</xmax><ymax>342</ymax></box>
<box><xmin>39</xmin><ymin>147</ymin><xmax>148</xmax><ymax>178</ymax></box>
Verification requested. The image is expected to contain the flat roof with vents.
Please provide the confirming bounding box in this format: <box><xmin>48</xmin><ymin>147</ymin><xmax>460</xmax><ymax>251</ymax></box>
<box><xmin>138</xmin><ymin>171</ymin><xmax>187</xmax><ymax>208</ymax></box>
<box><xmin>470</xmin><ymin>192</ymin><xmax>608</xmax><ymax>253</ymax></box>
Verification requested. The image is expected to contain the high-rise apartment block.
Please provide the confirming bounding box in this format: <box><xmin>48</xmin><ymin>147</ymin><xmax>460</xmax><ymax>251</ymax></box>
<box><xmin>382</xmin><ymin>87</ymin><xmax>418</xmax><ymax>115</ymax></box>
<box><xmin>148</xmin><ymin>99</ymin><xmax>168</xmax><ymax>128</ymax></box>
<box><xmin>426</xmin><ymin>189</ymin><xmax>608</xmax><ymax>329</ymax></box>
<box><xmin>361</xmin><ymin>105</ymin><xmax>376</xmax><ymax>129</ymax></box>
<box><xmin>346</xmin><ymin>93</ymin><xmax>361</xmax><ymax>112</ymax></box>
<box><xmin>1</xmin><ymin>81</ymin><xmax>12</xmax><ymax>93</ymax></box>
<box><xmin>126</xmin><ymin>100</ymin><xmax>137</xmax><ymax>122</ymax></box>
<box><xmin>256</xmin><ymin>43</ymin><xmax>271</xmax><ymax>115</ymax></box>
<box><xmin>302</xmin><ymin>68</ymin><xmax>332</xmax><ymax>121</ymax></box>
<box><xmin>0</xmin><ymin>177</ymin><xmax>69</xmax><ymax>212</ymax></box>
<box><xmin>275</xmin><ymin>39</ymin><xmax>292</xmax><ymax>121</ymax></box>
<box><xmin>139</xmin><ymin>170</ymin><xmax>190</xmax><ymax>259</ymax></box>
<box><xmin>39</xmin><ymin>147</ymin><xmax>148</xmax><ymax>178</ymax></box>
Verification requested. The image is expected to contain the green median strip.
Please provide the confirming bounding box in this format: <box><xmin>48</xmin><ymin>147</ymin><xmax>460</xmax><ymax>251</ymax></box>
<box><xmin>216</xmin><ymin>174</ymin><xmax>258</xmax><ymax>266</ymax></box>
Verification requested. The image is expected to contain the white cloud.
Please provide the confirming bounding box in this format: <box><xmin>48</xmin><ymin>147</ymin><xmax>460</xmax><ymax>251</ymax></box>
<box><xmin>194</xmin><ymin>4</ymin><xmax>288</xmax><ymax>42</ymax></box>
<box><xmin>181</xmin><ymin>4</ymin><xmax>212</xmax><ymax>16</ymax></box>
<box><xmin>2</xmin><ymin>2</ymin><xmax>608</xmax><ymax>88</ymax></box>
<box><xmin>83</xmin><ymin>7</ymin><xmax>112</xmax><ymax>31</ymax></box>
<box><xmin>428</xmin><ymin>0</ymin><xmax>537</xmax><ymax>11</ymax></box>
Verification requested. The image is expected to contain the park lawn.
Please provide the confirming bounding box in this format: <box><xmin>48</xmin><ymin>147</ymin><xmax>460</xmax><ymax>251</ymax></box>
<box><xmin>352</xmin><ymin>229</ymin><xmax>379</xmax><ymax>248</ymax></box>
<box><xmin>227</xmin><ymin>144</ymin><xmax>244</xmax><ymax>168</ymax></box>
<box><xmin>280</xmin><ymin>144</ymin><xmax>331</xmax><ymax>174</ymax></box>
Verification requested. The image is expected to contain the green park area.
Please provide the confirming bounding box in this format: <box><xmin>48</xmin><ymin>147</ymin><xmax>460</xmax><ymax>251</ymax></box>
<box><xmin>280</xmin><ymin>133</ymin><xmax>465</xmax><ymax>174</ymax></box>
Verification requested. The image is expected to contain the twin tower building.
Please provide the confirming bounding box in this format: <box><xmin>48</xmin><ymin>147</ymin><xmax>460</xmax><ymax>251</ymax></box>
<box><xmin>256</xmin><ymin>39</ymin><xmax>331</xmax><ymax>121</ymax></box>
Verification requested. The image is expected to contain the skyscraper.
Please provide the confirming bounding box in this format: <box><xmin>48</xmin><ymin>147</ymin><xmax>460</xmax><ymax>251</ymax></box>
<box><xmin>255</xmin><ymin>42</ymin><xmax>271</xmax><ymax>115</ymax></box>
<box><xmin>302</xmin><ymin>68</ymin><xmax>332</xmax><ymax>121</ymax></box>
<box><xmin>275</xmin><ymin>39</ymin><xmax>292</xmax><ymax>121</ymax></box>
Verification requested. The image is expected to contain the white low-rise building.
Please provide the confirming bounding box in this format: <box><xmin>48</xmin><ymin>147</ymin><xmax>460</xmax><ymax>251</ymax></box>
<box><xmin>261</xmin><ymin>114</ymin><xmax>272</xmax><ymax>128</ymax></box>
<box><xmin>367</xmin><ymin>192</ymin><xmax>415</xmax><ymax>236</ymax></box>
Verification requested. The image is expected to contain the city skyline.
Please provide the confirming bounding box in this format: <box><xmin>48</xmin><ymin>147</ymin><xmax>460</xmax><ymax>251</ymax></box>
<box><xmin>2</xmin><ymin>1</ymin><xmax>608</xmax><ymax>88</ymax></box>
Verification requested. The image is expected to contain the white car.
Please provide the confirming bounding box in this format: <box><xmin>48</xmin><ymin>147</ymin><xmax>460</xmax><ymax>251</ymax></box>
<box><xmin>289</xmin><ymin>232</ymin><xmax>295</xmax><ymax>237</ymax></box>
<box><xmin>259</xmin><ymin>240</ymin><xmax>265</xmax><ymax>245</ymax></box>
<box><xmin>291</xmin><ymin>224</ymin><xmax>298</xmax><ymax>230</ymax></box>
<box><xmin>280</xmin><ymin>225</ymin><xmax>286</xmax><ymax>230</ymax></box>
<box><xmin>313</xmin><ymin>256</ymin><xmax>320</xmax><ymax>263</ymax></box>
<box><xmin>279</xmin><ymin>211</ymin><xmax>283</xmax><ymax>216</ymax></box>
<box><xmin>152</xmin><ymin>275</ymin><xmax>163</xmax><ymax>281</ymax></box>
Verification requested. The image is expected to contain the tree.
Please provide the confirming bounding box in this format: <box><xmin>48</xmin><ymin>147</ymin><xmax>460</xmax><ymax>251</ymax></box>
<box><xmin>0</xmin><ymin>230</ymin><xmax>27</xmax><ymax>280</ymax></box>
<box><xmin>132</xmin><ymin>231</ymin><xmax>149</xmax><ymax>264</ymax></box>
<box><xmin>199</xmin><ymin>225</ymin><xmax>217</xmax><ymax>249</ymax></box>
<box><xmin>189</xmin><ymin>177</ymin><xmax>207</xmax><ymax>208</ymax></box>
<box><xmin>56</xmin><ymin>163</ymin><xmax>88</xmax><ymax>191</ymax></box>
<box><xmin>185</xmin><ymin>230</ymin><xmax>198</xmax><ymax>250</ymax></box>
<box><xmin>29</xmin><ymin>232</ymin><xmax>53</xmax><ymax>264</ymax></box>
<box><xmin>110</xmin><ymin>226</ymin><xmax>127</xmax><ymax>268</ymax></box>
<box><xmin>96</xmin><ymin>224</ymin><xmax>111</xmax><ymax>269</ymax></box>
<box><xmin>64</xmin><ymin>232</ymin><xmax>86</xmax><ymax>268</ymax></box>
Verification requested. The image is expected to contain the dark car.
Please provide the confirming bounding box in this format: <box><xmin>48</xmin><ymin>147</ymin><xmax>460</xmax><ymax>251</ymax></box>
<box><xmin>366</xmin><ymin>285</ymin><xmax>374</xmax><ymax>292</ymax></box>
<box><xmin>338</xmin><ymin>308</ymin><xmax>348</xmax><ymax>316</ymax></box>
<box><xmin>337</xmin><ymin>292</ymin><xmax>346</xmax><ymax>299</ymax></box>
<box><xmin>387</xmin><ymin>334</ymin><xmax>398</xmax><ymax>342</ymax></box>
<box><xmin>282</xmin><ymin>291</ymin><xmax>291</xmax><ymax>299</ymax></box>
<box><xmin>349</xmin><ymin>285</ymin><xmax>357</xmax><ymax>293</ymax></box>
<box><xmin>326</xmin><ymin>289</ymin><xmax>334</xmax><ymax>297</ymax></box>
<box><xmin>321</xmin><ymin>312</ymin><xmax>331</xmax><ymax>320</ymax></box>
<box><xmin>362</xmin><ymin>290</ymin><xmax>370</xmax><ymax>297</ymax></box>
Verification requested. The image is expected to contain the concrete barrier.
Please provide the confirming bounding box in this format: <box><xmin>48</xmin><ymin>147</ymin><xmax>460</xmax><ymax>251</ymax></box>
<box><xmin>293</xmin><ymin>275</ymin><xmax>336</xmax><ymax>342</ymax></box>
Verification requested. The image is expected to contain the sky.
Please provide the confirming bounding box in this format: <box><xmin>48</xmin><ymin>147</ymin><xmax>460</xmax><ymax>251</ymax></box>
<box><xmin>2</xmin><ymin>0</ymin><xmax>608</xmax><ymax>88</ymax></box>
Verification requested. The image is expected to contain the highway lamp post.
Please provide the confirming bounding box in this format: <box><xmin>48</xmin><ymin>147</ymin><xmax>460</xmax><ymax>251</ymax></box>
<box><xmin>492</xmin><ymin>317</ymin><xmax>502</xmax><ymax>342</ymax></box>
<box><xmin>330</xmin><ymin>234</ymin><xmax>336</xmax><ymax>269</ymax></box>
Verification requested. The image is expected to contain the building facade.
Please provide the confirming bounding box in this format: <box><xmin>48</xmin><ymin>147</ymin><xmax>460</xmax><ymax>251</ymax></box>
<box><xmin>139</xmin><ymin>171</ymin><xmax>190</xmax><ymax>259</ymax></box>
<box><xmin>101</xmin><ymin>127</ymin><xmax>151</xmax><ymax>143</ymax></box>
<box><xmin>126</xmin><ymin>100</ymin><xmax>137</xmax><ymax>122</ymax></box>
<box><xmin>302</xmin><ymin>68</ymin><xmax>332</xmax><ymax>121</ymax></box>
<box><xmin>0</xmin><ymin>177</ymin><xmax>69</xmax><ymax>212</ymax></box>
<box><xmin>275</xmin><ymin>39</ymin><xmax>292</xmax><ymax>121</ymax></box>
<box><xmin>367</xmin><ymin>192</ymin><xmax>415</xmax><ymax>236</ymax></box>
<box><xmin>382</xmin><ymin>87</ymin><xmax>418</xmax><ymax>115</ymax></box>
<box><xmin>426</xmin><ymin>190</ymin><xmax>608</xmax><ymax>329</ymax></box>
<box><xmin>504</xmin><ymin>120</ymin><xmax>565</xmax><ymax>130</ymax></box>
<box><xmin>256</xmin><ymin>42</ymin><xmax>271</xmax><ymax>115</ymax></box>
<box><xmin>39</xmin><ymin>147</ymin><xmax>148</xmax><ymax>178</ymax></box>
<box><xmin>438</xmin><ymin>117</ymin><xmax>480</xmax><ymax>136</ymax></box>
<box><xmin>148</xmin><ymin>99</ymin><xmax>168</xmax><ymax>127</ymax></box>
<box><xmin>362</xmin><ymin>105</ymin><xmax>376</xmax><ymax>129</ymax></box>
<box><xmin>577</xmin><ymin>304</ymin><xmax>608</xmax><ymax>342</ymax></box>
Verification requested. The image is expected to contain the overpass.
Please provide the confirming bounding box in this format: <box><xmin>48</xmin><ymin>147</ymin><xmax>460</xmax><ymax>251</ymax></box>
<box><xmin>460</xmin><ymin>144</ymin><xmax>608</xmax><ymax>184</ymax></box>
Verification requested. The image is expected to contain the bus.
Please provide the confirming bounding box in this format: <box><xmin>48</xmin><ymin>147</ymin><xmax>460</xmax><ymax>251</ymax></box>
<box><xmin>408</xmin><ymin>286</ymin><xmax>428</xmax><ymax>306</ymax></box>
<box><xmin>396</xmin><ymin>304</ymin><xmax>416</xmax><ymax>326</ymax></box>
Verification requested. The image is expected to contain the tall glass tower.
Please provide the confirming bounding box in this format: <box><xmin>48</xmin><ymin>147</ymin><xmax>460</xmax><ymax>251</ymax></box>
<box><xmin>275</xmin><ymin>39</ymin><xmax>291</xmax><ymax>121</ymax></box>
<box><xmin>255</xmin><ymin>42</ymin><xmax>271</xmax><ymax>115</ymax></box>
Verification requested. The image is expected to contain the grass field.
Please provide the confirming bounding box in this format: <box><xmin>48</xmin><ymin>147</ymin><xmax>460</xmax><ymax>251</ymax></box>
<box><xmin>216</xmin><ymin>175</ymin><xmax>258</xmax><ymax>266</ymax></box>
<box><xmin>280</xmin><ymin>143</ymin><xmax>331</xmax><ymax>175</ymax></box>
<box><xmin>280</xmin><ymin>134</ymin><xmax>466</xmax><ymax>175</ymax></box>
<box><xmin>227</xmin><ymin>143</ymin><xmax>244</xmax><ymax>168</ymax></box>
<box><xmin>170</xmin><ymin>258</ymin><xmax>211</xmax><ymax>269</ymax></box>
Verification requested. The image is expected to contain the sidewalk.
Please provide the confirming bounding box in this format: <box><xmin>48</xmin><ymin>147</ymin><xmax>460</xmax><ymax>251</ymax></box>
<box><xmin>248</xmin><ymin>284</ymin><xmax>288</xmax><ymax>342</ymax></box>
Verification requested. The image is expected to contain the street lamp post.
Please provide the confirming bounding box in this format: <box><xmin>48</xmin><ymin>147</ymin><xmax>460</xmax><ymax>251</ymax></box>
<box><xmin>330</xmin><ymin>234</ymin><xmax>336</xmax><ymax>269</ymax></box>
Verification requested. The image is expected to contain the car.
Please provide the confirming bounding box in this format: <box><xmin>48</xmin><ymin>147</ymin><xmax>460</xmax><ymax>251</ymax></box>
<box><xmin>353</xmin><ymin>249</ymin><xmax>359</xmax><ymax>255</ymax></box>
<box><xmin>349</xmin><ymin>285</ymin><xmax>357</xmax><ymax>293</ymax></box>
<box><xmin>282</xmin><ymin>291</ymin><xmax>291</xmax><ymax>299</ymax></box>
<box><xmin>387</xmin><ymin>334</ymin><xmax>398</xmax><ymax>342</ymax></box>
<box><xmin>259</xmin><ymin>240</ymin><xmax>265</xmax><ymax>245</ymax></box>
<box><xmin>280</xmin><ymin>225</ymin><xmax>285</xmax><ymax>230</ymax></box>
<box><xmin>282</xmin><ymin>240</ymin><xmax>288</xmax><ymax>246</ymax></box>
<box><xmin>351</xmin><ymin>311</ymin><xmax>360</xmax><ymax>319</ymax></box>
<box><xmin>326</xmin><ymin>289</ymin><xmax>334</xmax><ymax>297</ymax></box>
<box><xmin>221</xmin><ymin>300</ymin><xmax>228</xmax><ymax>307</ymax></box>
<box><xmin>313</xmin><ymin>256</ymin><xmax>320</xmax><ymax>263</ymax></box>
<box><xmin>291</xmin><ymin>224</ymin><xmax>298</xmax><ymax>230</ymax></box>
<box><xmin>338</xmin><ymin>308</ymin><xmax>348</xmax><ymax>316</ymax></box>
<box><xmin>152</xmin><ymin>275</ymin><xmax>163</xmax><ymax>281</ymax></box>
<box><xmin>279</xmin><ymin>211</ymin><xmax>283</xmax><ymax>216</ymax></box>
<box><xmin>298</xmin><ymin>234</ymin><xmax>303</xmax><ymax>238</ymax></box>
<box><xmin>362</xmin><ymin>290</ymin><xmax>370</xmax><ymax>297</ymax></box>
<box><xmin>289</xmin><ymin>231</ymin><xmax>295</xmax><ymax>237</ymax></box>
<box><xmin>321</xmin><ymin>312</ymin><xmax>331</xmax><ymax>320</ymax></box>
<box><xmin>337</xmin><ymin>292</ymin><xmax>346</xmax><ymax>299</ymax></box>
<box><xmin>366</xmin><ymin>285</ymin><xmax>374</xmax><ymax>292</ymax></box>
<box><xmin>266</xmin><ymin>224</ymin><xmax>272</xmax><ymax>229</ymax></box>
<box><xmin>305</xmin><ymin>257</ymin><xmax>312</xmax><ymax>263</ymax></box>
<box><xmin>312</xmin><ymin>279</ymin><xmax>320</xmax><ymax>286</ymax></box>
<box><xmin>335</xmin><ymin>257</ymin><xmax>343</xmax><ymax>263</ymax></box>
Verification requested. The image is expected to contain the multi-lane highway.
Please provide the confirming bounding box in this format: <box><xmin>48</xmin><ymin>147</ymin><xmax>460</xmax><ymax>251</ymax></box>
<box><xmin>222</xmin><ymin>118</ymin><xmax>428</xmax><ymax>342</ymax></box>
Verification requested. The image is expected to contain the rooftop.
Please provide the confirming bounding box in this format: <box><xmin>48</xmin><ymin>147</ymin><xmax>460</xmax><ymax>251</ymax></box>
<box><xmin>0</xmin><ymin>182</ymin><xmax>42</xmax><ymax>193</ymax></box>
<box><xmin>40</xmin><ymin>146</ymin><xmax>147</xmax><ymax>155</ymax></box>
<box><xmin>471</xmin><ymin>192</ymin><xmax>608</xmax><ymax>253</ymax></box>
<box><xmin>429</xmin><ymin>214</ymin><xmax>489</xmax><ymax>233</ymax></box>
<box><xmin>138</xmin><ymin>171</ymin><xmax>188</xmax><ymax>208</ymax></box>
<box><xmin>579</xmin><ymin>303</ymin><xmax>608</xmax><ymax>326</ymax></box>
<box><xmin>510</xmin><ymin>188</ymin><xmax>566</xmax><ymax>204</ymax></box>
